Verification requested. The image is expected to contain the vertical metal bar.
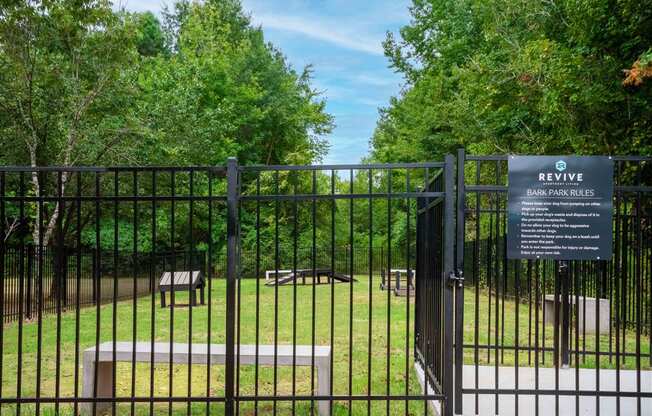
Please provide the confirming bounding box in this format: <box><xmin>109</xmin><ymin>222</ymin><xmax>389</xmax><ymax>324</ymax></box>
<box><xmin>169</xmin><ymin>170</ymin><xmax>176</xmax><ymax>416</ymax></box>
<box><xmin>55</xmin><ymin>171</ymin><xmax>64</xmax><ymax>415</ymax></box>
<box><xmin>92</xmin><ymin>171</ymin><xmax>101</xmax><ymax>416</ymax></box>
<box><xmin>454</xmin><ymin>148</ymin><xmax>465</xmax><ymax>415</ymax></box>
<box><xmin>616</xmin><ymin>193</ymin><xmax>625</xmax><ymax>416</ymax></box>
<box><xmin>254</xmin><ymin>174</ymin><xmax>260</xmax><ymax>416</ymax></box>
<box><xmin>635</xmin><ymin>176</ymin><xmax>642</xmax><ymax>416</ymax></box>
<box><xmin>225</xmin><ymin>158</ymin><xmax>239</xmax><ymax>416</ymax></box>
<box><xmin>206</xmin><ymin>169</ymin><xmax>213</xmax><ymax>415</ymax></box>
<box><xmin>150</xmin><ymin>170</ymin><xmax>157</xmax><ymax>416</ymax></box>
<box><xmin>367</xmin><ymin>168</ymin><xmax>373</xmax><ymax>416</ymax></box>
<box><xmin>329</xmin><ymin>169</ymin><xmax>335</xmax><ymax>416</ymax></box>
<box><xmin>561</xmin><ymin>261</ymin><xmax>570</xmax><ymax>367</ymax></box>
<box><xmin>473</xmin><ymin>162</ymin><xmax>480</xmax><ymax>415</ymax></box>
<box><xmin>236</xmin><ymin>171</ymin><xmax>242</xmax><ymax>416</ymax></box>
<box><xmin>443</xmin><ymin>154</ymin><xmax>456</xmax><ymax>416</ymax></box>
<box><xmin>16</xmin><ymin>172</ymin><xmax>25</xmax><ymax>415</ymax></box>
<box><xmin>493</xmin><ymin>163</ymin><xmax>500</xmax><ymax>415</ymax></box>
<box><xmin>419</xmin><ymin>166</ymin><xmax>429</xmax><ymax>416</ymax></box>
<box><xmin>188</xmin><ymin>171</ymin><xmax>194</xmax><ymax>416</ymax></box>
<box><xmin>132</xmin><ymin>171</ymin><xmax>138</xmax><ymax>416</ymax></box>
<box><xmin>113</xmin><ymin>171</ymin><xmax>119</xmax><ymax>415</ymax></box>
<box><xmin>273</xmin><ymin>169</ymin><xmax>279</xmax><ymax>416</ymax></box>
<box><xmin>311</xmin><ymin>170</ymin><xmax>317</xmax><ymax>415</ymax></box>
<box><xmin>292</xmin><ymin>176</ymin><xmax>298</xmax><ymax>415</ymax></box>
<box><xmin>386</xmin><ymin>168</ymin><xmax>392</xmax><ymax>416</ymax></box>
<box><xmin>405</xmin><ymin>169</ymin><xmax>411</xmax><ymax>416</ymax></box>
<box><xmin>348</xmin><ymin>169</ymin><xmax>354</xmax><ymax>415</ymax></box>
<box><xmin>74</xmin><ymin>172</ymin><xmax>82</xmax><ymax>416</ymax></box>
<box><xmin>515</xmin><ymin>261</ymin><xmax>520</xmax><ymax>416</ymax></box>
<box><xmin>595</xmin><ymin>261</ymin><xmax>603</xmax><ymax>416</ymax></box>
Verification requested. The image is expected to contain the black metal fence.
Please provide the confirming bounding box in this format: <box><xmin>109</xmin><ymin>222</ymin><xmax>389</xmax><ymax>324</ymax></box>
<box><xmin>1</xmin><ymin>247</ymin><xmax>207</xmax><ymax>323</ymax></box>
<box><xmin>0</xmin><ymin>160</ymin><xmax>451</xmax><ymax>415</ymax></box>
<box><xmin>456</xmin><ymin>150</ymin><xmax>652</xmax><ymax>416</ymax></box>
<box><xmin>2</xmin><ymin>152</ymin><xmax>649</xmax><ymax>416</ymax></box>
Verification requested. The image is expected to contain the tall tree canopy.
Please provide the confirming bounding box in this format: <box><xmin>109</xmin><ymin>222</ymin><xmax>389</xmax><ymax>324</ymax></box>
<box><xmin>371</xmin><ymin>0</ymin><xmax>652</xmax><ymax>161</ymax></box>
<box><xmin>0</xmin><ymin>0</ymin><xmax>332</xmax><ymax>247</ymax></box>
<box><xmin>138</xmin><ymin>0</ymin><xmax>332</xmax><ymax>167</ymax></box>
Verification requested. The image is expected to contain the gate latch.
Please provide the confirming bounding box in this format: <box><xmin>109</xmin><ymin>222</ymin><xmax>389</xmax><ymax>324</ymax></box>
<box><xmin>448</xmin><ymin>270</ymin><xmax>464</xmax><ymax>288</ymax></box>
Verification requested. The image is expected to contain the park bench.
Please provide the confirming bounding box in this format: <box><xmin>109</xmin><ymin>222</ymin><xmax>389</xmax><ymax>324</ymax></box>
<box><xmin>543</xmin><ymin>294</ymin><xmax>610</xmax><ymax>334</ymax></box>
<box><xmin>159</xmin><ymin>271</ymin><xmax>205</xmax><ymax>308</ymax></box>
<box><xmin>82</xmin><ymin>341</ymin><xmax>332</xmax><ymax>415</ymax></box>
<box><xmin>380</xmin><ymin>269</ymin><xmax>414</xmax><ymax>296</ymax></box>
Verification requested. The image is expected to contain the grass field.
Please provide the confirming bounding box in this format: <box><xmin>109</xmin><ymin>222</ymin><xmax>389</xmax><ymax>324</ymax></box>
<box><xmin>0</xmin><ymin>277</ymin><xmax>649</xmax><ymax>415</ymax></box>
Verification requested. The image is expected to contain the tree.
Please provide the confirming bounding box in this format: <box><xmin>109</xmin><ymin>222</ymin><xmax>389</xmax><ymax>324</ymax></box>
<box><xmin>0</xmin><ymin>0</ymin><xmax>333</xmax><ymax>254</ymax></box>
<box><xmin>0</xmin><ymin>0</ymin><xmax>141</xmax><ymax>246</ymax></box>
<box><xmin>135</xmin><ymin>11</ymin><xmax>167</xmax><ymax>57</ymax></box>
<box><xmin>137</xmin><ymin>0</ymin><xmax>333</xmax><ymax>168</ymax></box>
<box><xmin>372</xmin><ymin>0</ymin><xmax>652</xmax><ymax>161</ymax></box>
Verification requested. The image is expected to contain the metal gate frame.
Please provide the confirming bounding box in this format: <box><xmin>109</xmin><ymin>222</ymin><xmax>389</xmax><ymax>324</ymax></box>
<box><xmin>413</xmin><ymin>154</ymin><xmax>457</xmax><ymax>416</ymax></box>
<box><xmin>227</xmin><ymin>157</ymin><xmax>457</xmax><ymax>415</ymax></box>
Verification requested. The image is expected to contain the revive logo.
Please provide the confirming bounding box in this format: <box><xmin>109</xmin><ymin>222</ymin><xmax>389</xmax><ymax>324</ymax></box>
<box><xmin>539</xmin><ymin>160</ymin><xmax>583</xmax><ymax>182</ymax></box>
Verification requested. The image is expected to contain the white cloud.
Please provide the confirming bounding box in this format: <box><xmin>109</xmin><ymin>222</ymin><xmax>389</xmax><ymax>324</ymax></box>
<box><xmin>252</xmin><ymin>13</ymin><xmax>385</xmax><ymax>56</ymax></box>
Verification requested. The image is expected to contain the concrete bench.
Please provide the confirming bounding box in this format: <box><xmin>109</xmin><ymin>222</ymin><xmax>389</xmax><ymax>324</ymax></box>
<box><xmin>82</xmin><ymin>342</ymin><xmax>331</xmax><ymax>415</ymax></box>
<box><xmin>543</xmin><ymin>295</ymin><xmax>610</xmax><ymax>334</ymax></box>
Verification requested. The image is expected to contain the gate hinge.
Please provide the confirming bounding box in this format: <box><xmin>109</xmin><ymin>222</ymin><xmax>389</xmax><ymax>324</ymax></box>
<box><xmin>448</xmin><ymin>270</ymin><xmax>464</xmax><ymax>288</ymax></box>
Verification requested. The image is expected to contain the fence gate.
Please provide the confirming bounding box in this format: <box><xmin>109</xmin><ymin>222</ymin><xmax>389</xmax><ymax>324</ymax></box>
<box><xmin>414</xmin><ymin>154</ymin><xmax>457</xmax><ymax>416</ymax></box>
<box><xmin>0</xmin><ymin>157</ymin><xmax>457</xmax><ymax>415</ymax></box>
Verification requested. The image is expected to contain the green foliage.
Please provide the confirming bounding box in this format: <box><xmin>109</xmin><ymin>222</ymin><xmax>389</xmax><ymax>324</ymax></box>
<box><xmin>372</xmin><ymin>0</ymin><xmax>652</xmax><ymax>161</ymax></box>
<box><xmin>0</xmin><ymin>0</ymin><xmax>142</xmax><ymax>167</ymax></box>
<box><xmin>136</xmin><ymin>0</ymin><xmax>333</xmax><ymax>167</ymax></box>
<box><xmin>134</xmin><ymin>11</ymin><xmax>166</xmax><ymax>57</ymax></box>
<box><xmin>0</xmin><ymin>0</ymin><xmax>333</xmax><ymax>253</ymax></box>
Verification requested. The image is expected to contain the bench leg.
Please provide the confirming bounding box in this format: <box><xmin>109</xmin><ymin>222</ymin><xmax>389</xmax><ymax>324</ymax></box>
<box><xmin>82</xmin><ymin>356</ymin><xmax>114</xmax><ymax>415</ymax></box>
<box><xmin>317</xmin><ymin>359</ymin><xmax>331</xmax><ymax>416</ymax></box>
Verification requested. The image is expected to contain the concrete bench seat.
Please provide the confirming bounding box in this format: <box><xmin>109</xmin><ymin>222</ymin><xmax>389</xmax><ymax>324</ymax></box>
<box><xmin>82</xmin><ymin>342</ymin><xmax>331</xmax><ymax>415</ymax></box>
<box><xmin>543</xmin><ymin>295</ymin><xmax>610</xmax><ymax>334</ymax></box>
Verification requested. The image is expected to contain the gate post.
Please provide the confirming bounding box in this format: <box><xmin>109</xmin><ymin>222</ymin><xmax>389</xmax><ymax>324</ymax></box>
<box><xmin>454</xmin><ymin>149</ymin><xmax>466</xmax><ymax>414</ymax></box>
<box><xmin>225</xmin><ymin>157</ymin><xmax>239</xmax><ymax>416</ymax></box>
<box><xmin>443</xmin><ymin>154</ymin><xmax>456</xmax><ymax>416</ymax></box>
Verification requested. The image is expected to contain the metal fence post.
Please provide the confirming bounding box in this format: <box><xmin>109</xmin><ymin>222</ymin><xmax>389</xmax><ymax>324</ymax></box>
<box><xmin>443</xmin><ymin>154</ymin><xmax>456</xmax><ymax>416</ymax></box>
<box><xmin>225</xmin><ymin>157</ymin><xmax>239</xmax><ymax>416</ymax></box>
<box><xmin>454</xmin><ymin>148</ymin><xmax>466</xmax><ymax>414</ymax></box>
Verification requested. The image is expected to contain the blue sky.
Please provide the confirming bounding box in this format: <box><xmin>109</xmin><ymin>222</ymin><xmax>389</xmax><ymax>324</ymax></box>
<box><xmin>121</xmin><ymin>0</ymin><xmax>410</xmax><ymax>164</ymax></box>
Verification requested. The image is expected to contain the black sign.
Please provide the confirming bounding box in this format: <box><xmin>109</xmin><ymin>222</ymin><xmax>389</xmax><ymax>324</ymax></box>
<box><xmin>507</xmin><ymin>156</ymin><xmax>614</xmax><ymax>260</ymax></box>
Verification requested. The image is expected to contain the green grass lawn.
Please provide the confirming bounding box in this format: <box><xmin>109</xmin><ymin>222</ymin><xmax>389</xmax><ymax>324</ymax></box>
<box><xmin>0</xmin><ymin>278</ymin><xmax>649</xmax><ymax>415</ymax></box>
<box><xmin>463</xmin><ymin>288</ymin><xmax>651</xmax><ymax>371</ymax></box>
<box><xmin>0</xmin><ymin>277</ymin><xmax>426</xmax><ymax>415</ymax></box>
